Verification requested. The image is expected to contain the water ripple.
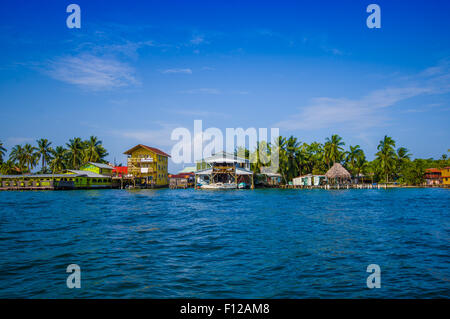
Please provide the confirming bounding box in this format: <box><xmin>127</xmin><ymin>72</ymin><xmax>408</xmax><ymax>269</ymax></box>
<box><xmin>0</xmin><ymin>188</ymin><xmax>448</xmax><ymax>298</ymax></box>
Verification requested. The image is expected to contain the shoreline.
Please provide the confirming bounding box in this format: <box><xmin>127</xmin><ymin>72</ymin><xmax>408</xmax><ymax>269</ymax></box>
<box><xmin>0</xmin><ymin>184</ymin><xmax>448</xmax><ymax>191</ymax></box>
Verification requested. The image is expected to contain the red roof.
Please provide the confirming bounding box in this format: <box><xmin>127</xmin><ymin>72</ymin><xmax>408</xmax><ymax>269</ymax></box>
<box><xmin>123</xmin><ymin>144</ymin><xmax>171</xmax><ymax>157</ymax></box>
<box><xmin>425</xmin><ymin>168</ymin><xmax>441</xmax><ymax>173</ymax></box>
<box><xmin>113</xmin><ymin>166</ymin><xmax>128</xmax><ymax>174</ymax></box>
<box><xmin>169</xmin><ymin>173</ymin><xmax>194</xmax><ymax>179</ymax></box>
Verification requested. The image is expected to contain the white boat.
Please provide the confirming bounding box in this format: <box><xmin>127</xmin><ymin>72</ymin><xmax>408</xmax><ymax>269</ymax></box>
<box><xmin>200</xmin><ymin>182</ymin><xmax>237</xmax><ymax>189</ymax></box>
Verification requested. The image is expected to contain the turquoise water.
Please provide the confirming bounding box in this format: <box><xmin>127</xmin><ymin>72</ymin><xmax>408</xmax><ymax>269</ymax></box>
<box><xmin>0</xmin><ymin>188</ymin><xmax>448</xmax><ymax>298</ymax></box>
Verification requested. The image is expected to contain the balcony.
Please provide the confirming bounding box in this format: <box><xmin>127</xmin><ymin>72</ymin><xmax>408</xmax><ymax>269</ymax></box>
<box><xmin>128</xmin><ymin>167</ymin><xmax>154</xmax><ymax>174</ymax></box>
<box><xmin>127</xmin><ymin>157</ymin><xmax>154</xmax><ymax>163</ymax></box>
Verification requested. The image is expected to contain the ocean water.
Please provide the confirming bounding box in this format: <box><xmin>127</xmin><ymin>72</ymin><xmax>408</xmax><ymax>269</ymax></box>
<box><xmin>0</xmin><ymin>188</ymin><xmax>448</xmax><ymax>298</ymax></box>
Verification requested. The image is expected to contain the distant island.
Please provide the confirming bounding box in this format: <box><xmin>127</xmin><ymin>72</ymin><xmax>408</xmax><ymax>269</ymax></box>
<box><xmin>0</xmin><ymin>134</ymin><xmax>449</xmax><ymax>189</ymax></box>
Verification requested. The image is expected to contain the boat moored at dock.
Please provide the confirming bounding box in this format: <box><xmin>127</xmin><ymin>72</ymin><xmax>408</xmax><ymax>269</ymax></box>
<box><xmin>194</xmin><ymin>151</ymin><xmax>254</xmax><ymax>189</ymax></box>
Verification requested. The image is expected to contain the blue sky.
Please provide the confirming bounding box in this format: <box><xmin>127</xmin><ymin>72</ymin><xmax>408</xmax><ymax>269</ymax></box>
<box><xmin>1</xmin><ymin>0</ymin><xmax>449</xmax><ymax>171</ymax></box>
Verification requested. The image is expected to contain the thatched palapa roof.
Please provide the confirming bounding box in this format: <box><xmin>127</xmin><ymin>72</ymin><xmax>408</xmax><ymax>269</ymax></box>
<box><xmin>325</xmin><ymin>163</ymin><xmax>351</xmax><ymax>179</ymax></box>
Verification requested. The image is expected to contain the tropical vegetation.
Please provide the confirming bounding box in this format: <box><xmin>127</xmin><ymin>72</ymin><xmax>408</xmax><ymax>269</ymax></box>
<box><xmin>240</xmin><ymin>134</ymin><xmax>449</xmax><ymax>185</ymax></box>
<box><xmin>1</xmin><ymin>134</ymin><xmax>448</xmax><ymax>186</ymax></box>
<box><xmin>0</xmin><ymin>137</ymin><xmax>108</xmax><ymax>175</ymax></box>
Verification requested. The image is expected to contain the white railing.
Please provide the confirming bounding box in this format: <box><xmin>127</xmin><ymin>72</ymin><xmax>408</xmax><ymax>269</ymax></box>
<box><xmin>127</xmin><ymin>158</ymin><xmax>154</xmax><ymax>163</ymax></box>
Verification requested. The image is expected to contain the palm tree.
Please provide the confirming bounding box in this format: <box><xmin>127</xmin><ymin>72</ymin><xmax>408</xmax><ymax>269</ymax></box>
<box><xmin>345</xmin><ymin>145</ymin><xmax>364</xmax><ymax>175</ymax></box>
<box><xmin>307</xmin><ymin>142</ymin><xmax>325</xmax><ymax>174</ymax></box>
<box><xmin>396</xmin><ymin>147</ymin><xmax>411</xmax><ymax>162</ymax></box>
<box><xmin>354</xmin><ymin>153</ymin><xmax>367</xmax><ymax>183</ymax></box>
<box><xmin>365</xmin><ymin>160</ymin><xmax>377</xmax><ymax>184</ymax></box>
<box><xmin>285</xmin><ymin>136</ymin><xmax>301</xmax><ymax>181</ymax></box>
<box><xmin>0</xmin><ymin>160</ymin><xmax>17</xmax><ymax>175</ymax></box>
<box><xmin>235</xmin><ymin>146</ymin><xmax>249</xmax><ymax>160</ymax></box>
<box><xmin>36</xmin><ymin>138</ymin><xmax>53</xmax><ymax>172</ymax></box>
<box><xmin>296</xmin><ymin>143</ymin><xmax>310</xmax><ymax>176</ymax></box>
<box><xmin>23</xmin><ymin>143</ymin><xmax>38</xmax><ymax>172</ymax></box>
<box><xmin>249</xmin><ymin>141</ymin><xmax>271</xmax><ymax>174</ymax></box>
<box><xmin>375</xmin><ymin>135</ymin><xmax>396</xmax><ymax>183</ymax></box>
<box><xmin>83</xmin><ymin>136</ymin><xmax>103</xmax><ymax>162</ymax></box>
<box><xmin>0</xmin><ymin>140</ymin><xmax>6</xmax><ymax>163</ymax></box>
<box><xmin>9</xmin><ymin>145</ymin><xmax>26</xmax><ymax>172</ymax></box>
<box><xmin>50</xmin><ymin>146</ymin><xmax>67</xmax><ymax>173</ymax></box>
<box><xmin>275</xmin><ymin>136</ymin><xmax>288</xmax><ymax>184</ymax></box>
<box><xmin>395</xmin><ymin>147</ymin><xmax>412</xmax><ymax>182</ymax></box>
<box><xmin>324</xmin><ymin>134</ymin><xmax>345</xmax><ymax>168</ymax></box>
<box><xmin>66</xmin><ymin>137</ymin><xmax>84</xmax><ymax>169</ymax></box>
<box><xmin>96</xmin><ymin>145</ymin><xmax>109</xmax><ymax>163</ymax></box>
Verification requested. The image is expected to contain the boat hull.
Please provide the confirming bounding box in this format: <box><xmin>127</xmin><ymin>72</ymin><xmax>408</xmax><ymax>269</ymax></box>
<box><xmin>200</xmin><ymin>183</ymin><xmax>237</xmax><ymax>189</ymax></box>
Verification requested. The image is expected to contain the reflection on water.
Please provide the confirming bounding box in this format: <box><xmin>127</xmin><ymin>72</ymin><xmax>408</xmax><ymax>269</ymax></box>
<box><xmin>0</xmin><ymin>188</ymin><xmax>448</xmax><ymax>298</ymax></box>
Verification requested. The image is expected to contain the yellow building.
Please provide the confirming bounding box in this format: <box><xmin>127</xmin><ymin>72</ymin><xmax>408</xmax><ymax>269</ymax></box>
<box><xmin>124</xmin><ymin>144</ymin><xmax>170</xmax><ymax>187</ymax></box>
<box><xmin>0</xmin><ymin>162</ymin><xmax>113</xmax><ymax>190</ymax></box>
<box><xmin>78</xmin><ymin>162</ymin><xmax>113</xmax><ymax>176</ymax></box>
<box><xmin>441</xmin><ymin>167</ymin><xmax>450</xmax><ymax>186</ymax></box>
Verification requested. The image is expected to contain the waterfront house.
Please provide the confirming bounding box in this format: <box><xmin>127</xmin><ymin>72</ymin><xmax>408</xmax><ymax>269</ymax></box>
<box><xmin>169</xmin><ymin>172</ymin><xmax>195</xmax><ymax>189</ymax></box>
<box><xmin>78</xmin><ymin>162</ymin><xmax>113</xmax><ymax>176</ymax></box>
<box><xmin>0</xmin><ymin>162</ymin><xmax>113</xmax><ymax>190</ymax></box>
<box><xmin>440</xmin><ymin>167</ymin><xmax>450</xmax><ymax>186</ymax></box>
<box><xmin>168</xmin><ymin>167</ymin><xmax>196</xmax><ymax>188</ymax></box>
<box><xmin>123</xmin><ymin>144</ymin><xmax>170</xmax><ymax>187</ymax></box>
<box><xmin>293</xmin><ymin>174</ymin><xmax>326</xmax><ymax>186</ymax></box>
<box><xmin>195</xmin><ymin>151</ymin><xmax>254</xmax><ymax>189</ymax></box>
<box><xmin>258</xmin><ymin>166</ymin><xmax>282</xmax><ymax>187</ymax></box>
<box><xmin>112</xmin><ymin>166</ymin><xmax>128</xmax><ymax>177</ymax></box>
<box><xmin>424</xmin><ymin>168</ymin><xmax>442</xmax><ymax>185</ymax></box>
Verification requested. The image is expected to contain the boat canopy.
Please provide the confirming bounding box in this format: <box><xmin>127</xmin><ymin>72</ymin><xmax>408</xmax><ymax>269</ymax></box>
<box><xmin>195</xmin><ymin>167</ymin><xmax>253</xmax><ymax>176</ymax></box>
<box><xmin>202</xmin><ymin>151</ymin><xmax>248</xmax><ymax>164</ymax></box>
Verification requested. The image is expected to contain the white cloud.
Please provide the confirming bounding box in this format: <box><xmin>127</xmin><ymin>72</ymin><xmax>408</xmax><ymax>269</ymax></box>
<box><xmin>275</xmin><ymin>61</ymin><xmax>450</xmax><ymax>131</ymax></box>
<box><xmin>46</xmin><ymin>54</ymin><xmax>139</xmax><ymax>90</ymax></box>
<box><xmin>5</xmin><ymin>137</ymin><xmax>34</xmax><ymax>145</ymax></box>
<box><xmin>113</xmin><ymin>123</ymin><xmax>177</xmax><ymax>147</ymax></box>
<box><xmin>190</xmin><ymin>35</ymin><xmax>205</xmax><ymax>45</ymax></box>
<box><xmin>93</xmin><ymin>40</ymin><xmax>155</xmax><ymax>59</ymax></box>
<box><xmin>161</xmin><ymin>68</ymin><xmax>192</xmax><ymax>74</ymax></box>
<box><xmin>231</xmin><ymin>90</ymin><xmax>249</xmax><ymax>95</ymax></box>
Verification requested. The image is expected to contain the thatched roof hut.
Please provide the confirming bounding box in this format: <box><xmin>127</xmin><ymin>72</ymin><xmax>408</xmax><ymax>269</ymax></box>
<box><xmin>325</xmin><ymin>163</ymin><xmax>351</xmax><ymax>181</ymax></box>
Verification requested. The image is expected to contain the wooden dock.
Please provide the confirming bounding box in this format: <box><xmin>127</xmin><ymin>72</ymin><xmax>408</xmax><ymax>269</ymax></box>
<box><xmin>112</xmin><ymin>176</ymin><xmax>168</xmax><ymax>189</ymax></box>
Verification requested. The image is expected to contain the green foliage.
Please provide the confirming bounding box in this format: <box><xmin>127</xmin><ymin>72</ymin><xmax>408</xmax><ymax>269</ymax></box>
<box><xmin>3</xmin><ymin>136</ymin><xmax>109</xmax><ymax>174</ymax></box>
<box><xmin>374</xmin><ymin>135</ymin><xmax>397</xmax><ymax>183</ymax></box>
<box><xmin>324</xmin><ymin>134</ymin><xmax>345</xmax><ymax>168</ymax></box>
<box><xmin>0</xmin><ymin>140</ymin><xmax>6</xmax><ymax>164</ymax></box>
<box><xmin>0</xmin><ymin>159</ymin><xmax>18</xmax><ymax>175</ymax></box>
<box><xmin>398</xmin><ymin>159</ymin><xmax>427</xmax><ymax>185</ymax></box>
<box><xmin>82</xmin><ymin>136</ymin><xmax>109</xmax><ymax>163</ymax></box>
<box><xmin>244</xmin><ymin>134</ymin><xmax>448</xmax><ymax>186</ymax></box>
<box><xmin>345</xmin><ymin>145</ymin><xmax>365</xmax><ymax>176</ymax></box>
<box><xmin>9</xmin><ymin>144</ymin><xmax>27</xmax><ymax>172</ymax></box>
<box><xmin>36</xmin><ymin>138</ymin><xmax>53</xmax><ymax>173</ymax></box>
<box><xmin>49</xmin><ymin>146</ymin><xmax>67</xmax><ymax>174</ymax></box>
<box><xmin>2</xmin><ymin>133</ymin><xmax>448</xmax><ymax>186</ymax></box>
